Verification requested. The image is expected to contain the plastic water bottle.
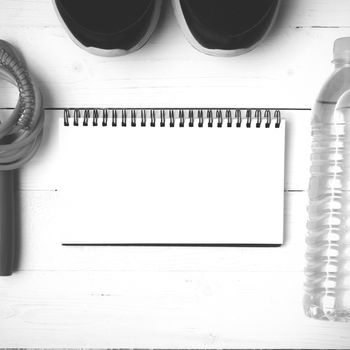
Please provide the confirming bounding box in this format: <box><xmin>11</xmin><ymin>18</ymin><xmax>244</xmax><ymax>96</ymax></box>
<box><xmin>305</xmin><ymin>38</ymin><xmax>350</xmax><ymax>322</ymax></box>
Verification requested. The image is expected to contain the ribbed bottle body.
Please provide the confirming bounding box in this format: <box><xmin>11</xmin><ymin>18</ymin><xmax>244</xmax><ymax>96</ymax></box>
<box><xmin>305</xmin><ymin>100</ymin><xmax>350</xmax><ymax>321</ymax></box>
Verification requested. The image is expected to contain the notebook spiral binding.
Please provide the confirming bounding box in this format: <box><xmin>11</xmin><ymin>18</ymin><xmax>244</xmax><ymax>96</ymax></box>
<box><xmin>63</xmin><ymin>108</ymin><xmax>282</xmax><ymax>129</ymax></box>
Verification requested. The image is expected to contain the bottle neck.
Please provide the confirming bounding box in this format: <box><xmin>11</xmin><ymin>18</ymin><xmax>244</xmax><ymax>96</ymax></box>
<box><xmin>333</xmin><ymin>58</ymin><xmax>350</xmax><ymax>69</ymax></box>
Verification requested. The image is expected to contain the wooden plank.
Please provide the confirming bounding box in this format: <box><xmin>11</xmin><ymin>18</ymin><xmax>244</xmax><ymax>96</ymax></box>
<box><xmin>0</xmin><ymin>1</ymin><xmax>348</xmax><ymax>109</ymax></box>
<box><xmin>0</xmin><ymin>270</ymin><xmax>350</xmax><ymax>348</ymax></box>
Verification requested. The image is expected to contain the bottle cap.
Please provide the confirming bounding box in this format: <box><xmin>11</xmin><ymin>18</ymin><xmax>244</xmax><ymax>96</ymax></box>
<box><xmin>334</xmin><ymin>37</ymin><xmax>350</xmax><ymax>61</ymax></box>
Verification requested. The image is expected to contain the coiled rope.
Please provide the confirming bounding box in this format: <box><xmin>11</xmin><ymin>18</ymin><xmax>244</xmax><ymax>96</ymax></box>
<box><xmin>0</xmin><ymin>40</ymin><xmax>44</xmax><ymax>171</ymax></box>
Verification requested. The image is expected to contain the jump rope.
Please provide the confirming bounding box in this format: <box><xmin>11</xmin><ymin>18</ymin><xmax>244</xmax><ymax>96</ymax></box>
<box><xmin>0</xmin><ymin>40</ymin><xmax>44</xmax><ymax>276</ymax></box>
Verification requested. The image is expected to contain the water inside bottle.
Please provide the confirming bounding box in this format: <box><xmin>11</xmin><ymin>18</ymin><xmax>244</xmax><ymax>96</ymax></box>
<box><xmin>305</xmin><ymin>96</ymin><xmax>350</xmax><ymax>322</ymax></box>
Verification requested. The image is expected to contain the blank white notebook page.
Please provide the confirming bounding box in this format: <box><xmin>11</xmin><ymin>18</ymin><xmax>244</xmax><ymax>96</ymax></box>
<box><xmin>59</xmin><ymin>111</ymin><xmax>285</xmax><ymax>245</ymax></box>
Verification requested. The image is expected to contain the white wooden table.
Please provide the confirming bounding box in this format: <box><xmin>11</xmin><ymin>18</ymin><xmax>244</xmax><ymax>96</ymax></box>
<box><xmin>1</xmin><ymin>0</ymin><xmax>350</xmax><ymax>348</ymax></box>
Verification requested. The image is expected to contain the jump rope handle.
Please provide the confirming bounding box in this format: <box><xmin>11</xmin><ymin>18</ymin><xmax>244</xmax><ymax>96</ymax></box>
<box><xmin>0</xmin><ymin>171</ymin><xmax>15</xmax><ymax>276</ymax></box>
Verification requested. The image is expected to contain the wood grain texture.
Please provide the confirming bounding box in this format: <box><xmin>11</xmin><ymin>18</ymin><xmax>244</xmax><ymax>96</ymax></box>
<box><xmin>1</xmin><ymin>0</ymin><xmax>350</xmax><ymax>348</ymax></box>
<box><xmin>0</xmin><ymin>270</ymin><xmax>350</xmax><ymax>348</ymax></box>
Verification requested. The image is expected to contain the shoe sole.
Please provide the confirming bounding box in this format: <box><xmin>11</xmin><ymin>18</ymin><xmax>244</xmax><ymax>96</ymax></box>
<box><xmin>52</xmin><ymin>0</ymin><xmax>162</xmax><ymax>57</ymax></box>
<box><xmin>171</xmin><ymin>0</ymin><xmax>281</xmax><ymax>57</ymax></box>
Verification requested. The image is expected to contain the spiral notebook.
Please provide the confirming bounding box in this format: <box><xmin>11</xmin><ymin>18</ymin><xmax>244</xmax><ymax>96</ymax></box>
<box><xmin>59</xmin><ymin>108</ymin><xmax>286</xmax><ymax>245</ymax></box>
